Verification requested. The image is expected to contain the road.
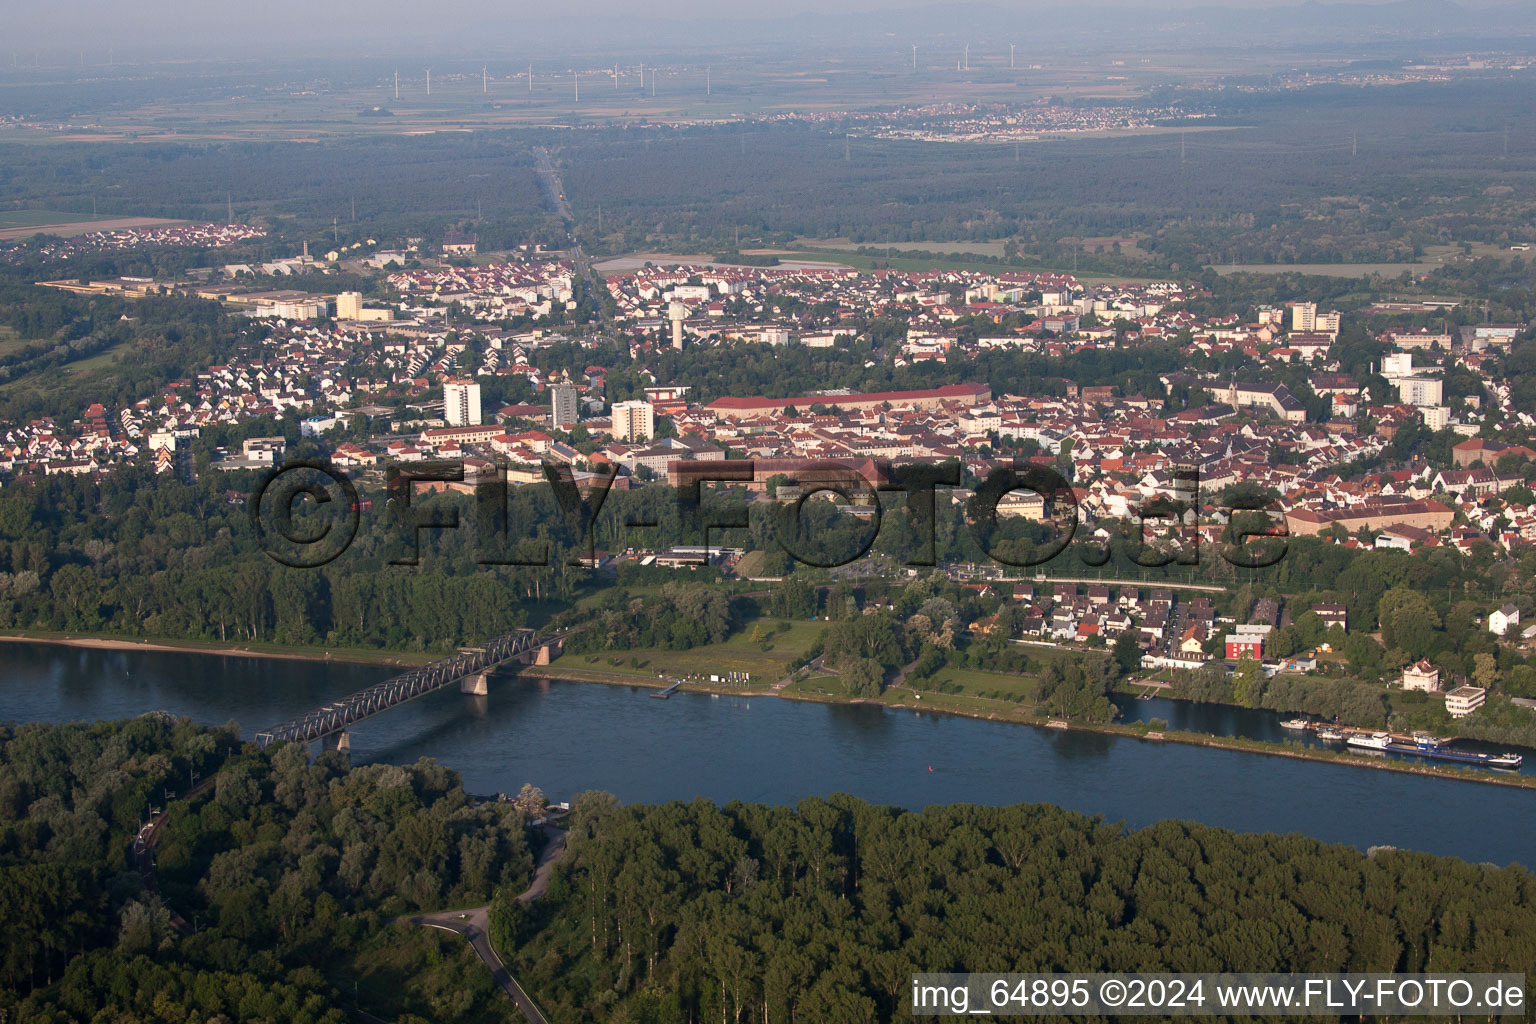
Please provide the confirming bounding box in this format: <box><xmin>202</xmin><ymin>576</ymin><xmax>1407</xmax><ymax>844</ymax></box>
<box><xmin>533</xmin><ymin>145</ymin><xmax>616</xmax><ymax>338</ymax></box>
<box><xmin>532</xmin><ymin>146</ymin><xmax>573</xmax><ymax>223</ymax></box>
<box><xmin>406</xmin><ymin>824</ymin><xmax>568</xmax><ymax>1024</ymax></box>
<box><xmin>411</xmin><ymin>906</ymin><xmax>550</xmax><ymax>1024</ymax></box>
<box><xmin>1021</xmin><ymin>574</ymin><xmax>1228</xmax><ymax>594</ymax></box>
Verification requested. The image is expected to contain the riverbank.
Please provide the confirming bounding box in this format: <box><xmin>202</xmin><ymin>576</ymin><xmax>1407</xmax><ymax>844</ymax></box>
<box><xmin>0</xmin><ymin>631</ymin><xmax>438</xmax><ymax>668</ymax></box>
<box><xmin>517</xmin><ymin>664</ymin><xmax>1536</xmax><ymax>793</ymax></box>
<box><xmin>8</xmin><ymin>630</ymin><xmax>1531</xmax><ymax>793</ymax></box>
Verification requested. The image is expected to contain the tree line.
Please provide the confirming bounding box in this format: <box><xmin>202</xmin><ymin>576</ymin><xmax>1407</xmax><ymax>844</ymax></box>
<box><xmin>494</xmin><ymin>792</ymin><xmax>1536</xmax><ymax>1024</ymax></box>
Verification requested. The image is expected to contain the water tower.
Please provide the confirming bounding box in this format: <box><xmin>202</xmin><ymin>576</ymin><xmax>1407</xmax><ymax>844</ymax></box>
<box><xmin>668</xmin><ymin>301</ymin><xmax>687</xmax><ymax>350</ymax></box>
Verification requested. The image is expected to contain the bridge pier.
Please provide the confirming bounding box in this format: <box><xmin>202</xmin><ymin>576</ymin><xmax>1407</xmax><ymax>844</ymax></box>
<box><xmin>251</xmin><ymin>628</ymin><xmax>551</xmax><ymax>750</ymax></box>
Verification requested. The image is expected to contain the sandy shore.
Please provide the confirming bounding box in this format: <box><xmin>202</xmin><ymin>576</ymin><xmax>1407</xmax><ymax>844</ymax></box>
<box><xmin>0</xmin><ymin>632</ymin><xmax>429</xmax><ymax>667</ymax></box>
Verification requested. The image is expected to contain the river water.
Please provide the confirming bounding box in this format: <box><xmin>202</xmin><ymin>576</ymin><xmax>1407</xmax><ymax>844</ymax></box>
<box><xmin>3</xmin><ymin>641</ymin><xmax>1533</xmax><ymax>866</ymax></box>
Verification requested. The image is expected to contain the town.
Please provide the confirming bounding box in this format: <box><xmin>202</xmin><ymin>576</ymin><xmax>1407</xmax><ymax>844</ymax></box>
<box><xmin>4</xmin><ymin>228</ymin><xmax>1535</xmax><ymax>708</ymax></box>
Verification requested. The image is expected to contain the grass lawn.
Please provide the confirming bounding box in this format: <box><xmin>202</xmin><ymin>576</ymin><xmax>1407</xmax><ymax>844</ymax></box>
<box><xmin>554</xmin><ymin>617</ymin><xmax>823</xmax><ymax>683</ymax></box>
<box><xmin>924</xmin><ymin>665</ymin><xmax>1041</xmax><ymax>701</ymax></box>
<box><xmin>785</xmin><ymin>673</ymin><xmax>844</xmax><ymax>696</ymax></box>
<box><xmin>63</xmin><ymin>340</ymin><xmax>132</xmax><ymax>376</ymax></box>
<box><xmin>880</xmin><ymin>685</ymin><xmax>1043</xmax><ymax>721</ymax></box>
<box><xmin>0</xmin><ymin>338</ymin><xmax>135</xmax><ymax>396</ymax></box>
<box><xmin>0</xmin><ymin>327</ymin><xmax>31</xmax><ymax>358</ymax></box>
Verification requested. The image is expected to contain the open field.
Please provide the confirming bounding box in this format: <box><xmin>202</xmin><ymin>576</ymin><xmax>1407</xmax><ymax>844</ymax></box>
<box><xmin>555</xmin><ymin>617</ymin><xmax>823</xmax><ymax>683</ymax></box>
<box><xmin>775</xmin><ymin>246</ymin><xmax>1162</xmax><ymax>284</ymax></box>
<box><xmin>1216</xmin><ymin>262</ymin><xmax>1429</xmax><ymax>278</ymax></box>
<box><xmin>1213</xmin><ymin>242</ymin><xmax>1520</xmax><ymax>279</ymax></box>
<box><xmin>0</xmin><ymin>338</ymin><xmax>134</xmax><ymax>396</ymax></box>
<box><xmin>593</xmin><ymin>252</ymin><xmax>850</xmax><ymax>273</ymax></box>
<box><xmin>799</xmin><ymin>238</ymin><xmax>1012</xmax><ymax>258</ymax></box>
<box><xmin>924</xmin><ymin>665</ymin><xmax>1042</xmax><ymax>701</ymax></box>
<box><xmin>0</xmin><ymin>213</ymin><xmax>185</xmax><ymax>240</ymax></box>
<box><xmin>0</xmin><ymin>210</ymin><xmax>103</xmax><ymax>230</ymax></box>
<box><xmin>61</xmin><ymin>342</ymin><xmax>131</xmax><ymax>376</ymax></box>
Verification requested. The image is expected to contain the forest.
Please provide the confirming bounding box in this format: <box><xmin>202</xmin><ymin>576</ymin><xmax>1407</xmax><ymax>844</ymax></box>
<box><xmin>0</xmin><ymin>718</ymin><xmax>538</xmax><ymax>1023</ymax></box>
<box><xmin>8</xmin><ymin>719</ymin><xmax>1536</xmax><ymax>1023</ymax></box>
<box><xmin>553</xmin><ymin>79</ymin><xmax>1536</xmax><ymax>269</ymax></box>
<box><xmin>492</xmin><ymin>792</ymin><xmax>1536</xmax><ymax>1023</ymax></box>
<box><xmin>0</xmin><ymin>134</ymin><xmax>557</xmax><ymax>253</ymax></box>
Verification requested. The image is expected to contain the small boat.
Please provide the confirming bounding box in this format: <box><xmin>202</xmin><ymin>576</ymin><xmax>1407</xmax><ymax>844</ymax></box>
<box><xmin>1316</xmin><ymin>727</ymin><xmax>1344</xmax><ymax>742</ymax></box>
<box><xmin>1347</xmin><ymin>731</ymin><xmax>1391</xmax><ymax>751</ymax></box>
<box><xmin>1281</xmin><ymin>718</ymin><xmax>1310</xmax><ymax>730</ymax></box>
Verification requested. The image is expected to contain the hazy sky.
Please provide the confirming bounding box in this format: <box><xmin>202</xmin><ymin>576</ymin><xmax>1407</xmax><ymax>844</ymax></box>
<box><xmin>7</xmin><ymin>0</ymin><xmax>1528</xmax><ymax>53</ymax></box>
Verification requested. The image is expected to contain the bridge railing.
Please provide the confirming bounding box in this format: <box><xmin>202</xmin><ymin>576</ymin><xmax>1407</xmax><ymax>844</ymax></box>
<box><xmin>254</xmin><ymin>628</ymin><xmax>539</xmax><ymax>748</ymax></box>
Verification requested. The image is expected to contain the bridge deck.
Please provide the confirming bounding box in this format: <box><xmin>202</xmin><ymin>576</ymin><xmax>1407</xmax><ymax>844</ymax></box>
<box><xmin>254</xmin><ymin>628</ymin><xmax>542</xmax><ymax>748</ymax></box>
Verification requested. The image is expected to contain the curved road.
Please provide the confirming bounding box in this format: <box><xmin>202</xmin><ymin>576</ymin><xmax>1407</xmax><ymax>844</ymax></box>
<box><xmin>407</xmin><ymin>824</ymin><xmax>568</xmax><ymax>1024</ymax></box>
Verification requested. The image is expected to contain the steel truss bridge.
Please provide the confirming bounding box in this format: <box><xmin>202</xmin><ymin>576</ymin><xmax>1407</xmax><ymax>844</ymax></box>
<box><xmin>254</xmin><ymin>628</ymin><xmax>547</xmax><ymax>748</ymax></box>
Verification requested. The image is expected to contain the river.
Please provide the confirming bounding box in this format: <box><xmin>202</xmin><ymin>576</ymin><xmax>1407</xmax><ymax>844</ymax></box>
<box><xmin>3</xmin><ymin>641</ymin><xmax>1534</xmax><ymax>866</ymax></box>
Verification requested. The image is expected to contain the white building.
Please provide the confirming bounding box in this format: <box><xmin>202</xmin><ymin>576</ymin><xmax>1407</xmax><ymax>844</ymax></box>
<box><xmin>444</xmin><ymin>379</ymin><xmax>482</xmax><ymax>427</ymax></box>
<box><xmin>1397</xmin><ymin>376</ymin><xmax>1444</xmax><ymax>408</ymax></box>
<box><xmin>1490</xmin><ymin>604</ymin><xmax>1521</xmax><ymax>637</ymax></box>
<box><xmin>611</xmin><ymin>400</ymin><xmax>656</xmax><ymax>443</ymax></box>
<box><xmin>1400</xmin><ymin>659</ymin><xmax>1440</xmax><ymax>693</ymax></box>
<box><xmin>300</xmin><ymin>415</ymin><xmax>343</xmax><ymax>438</ymax></box>
<box><xmin>1445</xmin><ymin>685</ymin><xmax>1486</xmax><ymax>718</ymax></box>
<box><xmin>1290</xmin><ymin>302</ymin><xmax>1341</xmax><ymax>337</ymax></box>
<box><xmin>1380</xmin><ymin>353</ymin><xmax>1415</xmax><ymax>380</ymax></box>
<box><xmin>336</xmin><ymin>291</ymin><xmax>363</xmax><ymax>320</ymax></box>
<box><xmin>241</xmin><ymin>437</ymin><xmax>285</xmax><ymax>463</ymax></box>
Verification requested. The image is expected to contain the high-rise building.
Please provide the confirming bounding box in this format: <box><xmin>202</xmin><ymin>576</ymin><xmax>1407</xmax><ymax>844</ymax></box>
<box><xmin>611</xmin><ymin>400</ymin><xmax>656</xmax><ymax>442</ymax></box>
<box><xmin>444</xmin><ymin>379</ymin><xmax>482</xmax><ymax>426</ymax></box>
<box><xmin>1290</xmin><ymin>301</ymin><xmax>1341</xmax><ymax>337</ymax></box>
<box><xmin>335</xmin><ymin>291</ymin><xmax>362</xmax><ymax>320</ymax></box>
<box><xmin>1398</xmin><ymin>376</ymin><xmax>1444</xmax><ymax>408</ymax></box>
<box><xmin>551</xmin><ymin>383</ymin><xmax>580</xmax><ymax>430</ymax></box>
